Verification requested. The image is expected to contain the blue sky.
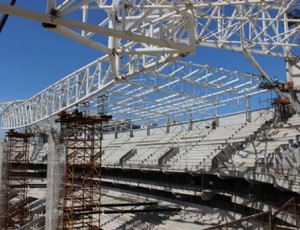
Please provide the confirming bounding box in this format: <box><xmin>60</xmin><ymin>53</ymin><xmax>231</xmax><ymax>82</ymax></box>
<box><xmin>0</xmin><ymin>1</ymin><xmax>288</xmax><ymax>110</ymax></box>
<box><xmin>0</xmin><ymin>1</ymin><xmax>103</xmax><ymax>101</ymax></box>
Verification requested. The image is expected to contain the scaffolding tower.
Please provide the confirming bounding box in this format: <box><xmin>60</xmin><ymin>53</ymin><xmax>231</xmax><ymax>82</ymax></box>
<box><xmin>5</xmin><ymin>130</ymin><xmax>32</xmax><ymax>229</ymax></box>
<box><xmin>56</xmin><ymin>110</ymin><xmax>112</xmax><ymax>229</ymax></box>
<box><xmin>272</xmin><ymin>196</ymin><xmax>300</xmax><ymax>229</ymax></box>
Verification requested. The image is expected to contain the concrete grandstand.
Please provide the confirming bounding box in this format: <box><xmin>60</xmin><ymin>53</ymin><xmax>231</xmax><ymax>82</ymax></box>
<box><xmin>0</xmin><ymin>107</ymin><xmax>299</xmax><ymax>229</ymax></box>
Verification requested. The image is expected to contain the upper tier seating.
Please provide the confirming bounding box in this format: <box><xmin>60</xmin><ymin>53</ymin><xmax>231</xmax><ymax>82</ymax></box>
<box><xmin>102</xmin><ymin>113</ymin><xmax>300</xmax><ymax>176</ymax></box>
<box><xmin>123</xmin><ymin>132</ymin><xmax>182</xmax><ymax>167</ymax></box>
<box><xmin>167</xmin><ymin>124</ymin><xmax>243</xmax><ymax>171</ymax></box>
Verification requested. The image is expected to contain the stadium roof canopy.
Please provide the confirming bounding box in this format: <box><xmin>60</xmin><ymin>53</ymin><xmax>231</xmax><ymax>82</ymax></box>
<box><xmin>0</xmin><ymin>0</ymin><xmax>299</xmax><ymax>129</ymax></box>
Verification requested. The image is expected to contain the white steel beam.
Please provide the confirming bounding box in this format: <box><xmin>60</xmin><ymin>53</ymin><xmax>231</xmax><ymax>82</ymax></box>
<box><xmin>1</xmin><ymin>1</ymin><xmax>299</xmax><ymax>57</ymax></box>
<box><xmin>0</xmin><ymin>3</ymin><xmax>193</xmax><ymax>53</ymax></box>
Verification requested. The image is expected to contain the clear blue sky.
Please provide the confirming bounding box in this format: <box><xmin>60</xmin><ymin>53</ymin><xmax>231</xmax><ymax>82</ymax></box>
<box><xmin>0</xmin><ymin>1</ymin><xmax>288</xmax><ymax>108</ymax></box>
<box><xmin>0</xmin><ymin>1</ymin><xmax>103</xmax><ymax>102</ymax></box>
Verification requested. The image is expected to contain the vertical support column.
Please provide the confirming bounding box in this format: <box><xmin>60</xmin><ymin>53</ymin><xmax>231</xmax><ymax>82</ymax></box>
<box><xmin>114</xmin><ymin>125</ymin><xmax>118</xmax><ymax>139</ymax></box>
<box><xmin>246</xmin><ymin>95</ymin><xmax>251</xmax><ymax>122</ymax></box>
<box><xmin>214</xmin><ymin>104</ymin><xmax>219</xmax><ymax>127</ymax></box>
<box><xmin>188</xmin><ymin>113</ymin><xmax>193</xmax><ymax>131</ymax></box>
<box><xmin>268</xmin><ymin>212</ymin><xmax>273</xmax><ymax>230</ymax></box>
<box><xmin>45</xmin><ymin>130</ymin><xmax>66</xmax><ymax>230</ymax></box>
<box><xmin>129</xmin><ymin>120</ymin><xmax>133</xmax><ymax>137</ymax></box>
<box><xmin>166</xmin><ymin>123</ymin><xmax>170</xmax><ymax>134</ymax></box>
<box><xmin>286</xmin><ymin>58</ymin><xmax>300</xmax><ymax>112</ymax></box>
<box><xmin>108</xmin><ymin>6</ymin><xmax>121</xmax><ymax>77</ymax></box>
<box><xmin>147</xmin><ymin>119</ymin><xmax>150</xmax><ymax>136</ymax></box>
<box><xmin>46</xmin><ymin>0</ymin><xmax>56</xmax><ymax>13</ymax></box>
<box><xmin>5</xmin><ymin>130</ymin><xmax>32</xmax><ymax>229</ymax></box>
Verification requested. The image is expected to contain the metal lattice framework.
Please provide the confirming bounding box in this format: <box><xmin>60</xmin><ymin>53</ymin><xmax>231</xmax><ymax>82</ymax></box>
<box><xmin>1</xmin><ymin>1</ymin><xmax>299</xmax><ymax>55</ymax></box>
<box><xmin>1</xmin><ymin>59</ymin><xmax>266</xmax><ymax>129</ymax></box>
<box><xmin>0</xmin><ymin>101</ymin><xmax>24</xmax><ymax>114</ymax></box>
<box><xmin>0</xmin><ymin>0</ymin><xmax>300</xmax><ymax>128</ymax></box>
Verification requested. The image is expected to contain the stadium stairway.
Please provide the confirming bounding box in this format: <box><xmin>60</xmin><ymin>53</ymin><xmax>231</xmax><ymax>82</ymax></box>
<box><xmin>30</xmin><ymin>133</ymin><xmax>49</xmax><ymax>163</ymax></box>
<box><xmin>10</xmin><ymin>197</ymin><xmax>46</xmax><ymax>230</ymax></box>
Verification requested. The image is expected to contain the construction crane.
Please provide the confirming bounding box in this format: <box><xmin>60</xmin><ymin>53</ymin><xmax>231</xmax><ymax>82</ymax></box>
<box><xmin>0</xmin><ymin>0</ymin><xmax>299</xmax><ymax>129</ymax></box>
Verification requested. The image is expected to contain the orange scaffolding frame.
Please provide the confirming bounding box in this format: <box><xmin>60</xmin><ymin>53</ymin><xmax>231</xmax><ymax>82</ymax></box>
<box><xmin>56</xmin><ymin>110</ymin><xmax>111</xmax><ymax>229</ymax></box>
<box><xmin>5</xmin><ymin>130</ymin><xmax>32</xmax><ymax>229</ymax></box>
<box><xmin>205</xmin><ymin>196</ymin><xmax>300</xmax><ymax>230</ymax></box>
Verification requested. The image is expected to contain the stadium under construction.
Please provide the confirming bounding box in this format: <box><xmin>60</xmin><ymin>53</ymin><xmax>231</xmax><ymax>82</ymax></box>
<box><xmin>0</xmin><ymin>1</ymin><xmax>300</xmax><ymax>229</ymax></box>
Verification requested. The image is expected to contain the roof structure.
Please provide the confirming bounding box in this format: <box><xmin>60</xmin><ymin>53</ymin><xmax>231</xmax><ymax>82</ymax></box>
<box><xmin>0</xmin><ymin>0</ymin><xmax>299</xmax><ymax>129</ymax></box>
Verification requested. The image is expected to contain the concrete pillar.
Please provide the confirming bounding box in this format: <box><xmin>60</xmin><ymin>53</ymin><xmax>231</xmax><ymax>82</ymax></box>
<box><xmin>286</xmin><ymin>58</ymin><xmax>300</xmax><ymax>112</ymax></box>
<box><xmin>0</xmin><ymin>141</ymin><xmax>7</xmax><ymax>229</ymax></box>
<box><xmin>214</xmin><ymin>105</ymin><xmax>219</xmax><ymax>127</ymax></box>
<box><xmin>188</xmin><ymin>113</ymin><xmax>193</xmax><ymax>131</ymax></box>
<box><xmin>114</xmin><ymin>125</ymin><xmax>118</xmax><ymax>139</ymax></box>
<box><xmin>147</xmin><ymin>119</ymin><xmax>150</xmax><ymax>136</ymax></box>
<box><xmin>45</xmin><ymin>131</ymin><xmax>65</xmax><ymax>230</ymax></box>
<box><xmin>166</xmin><ymin>123</ymin><xmax>170</xmax><ymax>134</ymax></box>
<box><xmin>246</xmin><ymin>96</ymin><xmax>252</xmax><ymax>122</ymax></box>
<box><xmin>129</xmin><ymin>120</ymin><xmax>133</xmax><ymax>137</ymax></box>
